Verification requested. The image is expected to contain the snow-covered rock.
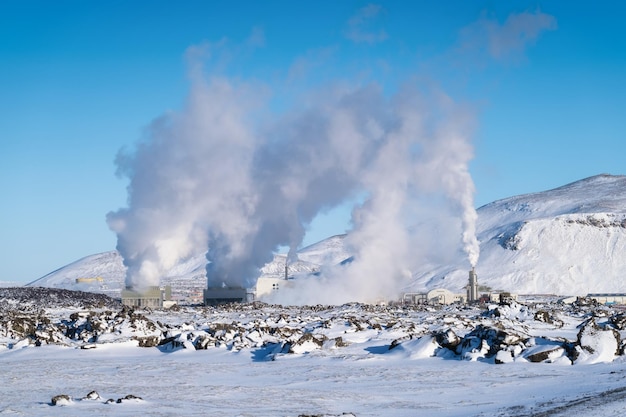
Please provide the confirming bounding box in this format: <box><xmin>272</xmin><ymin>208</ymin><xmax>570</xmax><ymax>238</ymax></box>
<box><xmin>3</xmin><ymin>287</ymin><xmax>626</xmax><ymax>370</ymax></box>
<box><xmin>575</xmin><ymin>318</ymin><xmax>620</xmax><ymax>364</ymax></box>
<box><xmin>392</xmin><ymin>335</ymin><xmax>440</xmax><ymax>359</ymax></box>
<box><xmin>82</xmin><ymin>390</ymin><xmax>101</xmax><ymax>401</ymax></box>
<box><xmin>51</xmin><ymin>394</ymin><xmax>72</xmax><ymax>406</ymax></box>
<box><xmin>521</xmin><ymin>338</ymin><xmax>569</xmax><ymax>363</ymax></box>
<box><xmin>289</xmin><ymin>333</ymin><xmax>326</xmax><ymax>354</ymax></box>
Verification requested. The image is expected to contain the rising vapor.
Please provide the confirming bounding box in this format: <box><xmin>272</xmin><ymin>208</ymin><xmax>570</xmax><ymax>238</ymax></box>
<box><xmin>107</xmin><ymin>75</ymin><xmax>263</xmax><ymax>290</ymax></box>
<box><xmin>104</xmin><ymin>4</ymin><xmax>550</xmax><ymax>303</ymax></box>
<box><xmin>267</xmin><ymin>85</ymin><xmax>479</xmax><ymax>305</ymax></box>
<box><xmin>108</xmin><ymin>68</ymin><xmax>479</xmax><ymax>300</ymax></box>
<box><xmin>106</xmin><ymin>6</ymin><xmax>559</xmax><ymax>303</ymax></box>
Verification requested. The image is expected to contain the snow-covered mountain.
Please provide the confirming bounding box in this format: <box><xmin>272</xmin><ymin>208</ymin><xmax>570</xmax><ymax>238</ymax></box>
<box><xmin>481</xmin><ymin>174</ymin><xmax>626</xmax><ymax>294</ymax></box>
<box><xmin>414</xmin><ymin>174</ymin><xmax>626</xmax><ymax>295</ymax></box>
<box><xmin>28</xmin><ymin>174</ymin><xmax>626</xmax><ymax>297</ymax></box>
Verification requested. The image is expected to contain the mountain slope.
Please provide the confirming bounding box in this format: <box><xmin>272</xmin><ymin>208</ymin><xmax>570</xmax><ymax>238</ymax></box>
<box><xmin>412</xmin><ymin>174</ymin><xmax>626</xmax><ymax>295</ymax></box>
<box><xmin>27</xmin><ymin>251</ymin><xmax>127</xmax><ymax>296</ymax></box>
<box><xmin>482</xmin><ymin>174</ymin><xmax>626</xmax><ymax>294</ymax></box>
<box><xmin>29</xmin><ymin>174</ymin><xmax>626</xmax><ymax>298</ymax></box>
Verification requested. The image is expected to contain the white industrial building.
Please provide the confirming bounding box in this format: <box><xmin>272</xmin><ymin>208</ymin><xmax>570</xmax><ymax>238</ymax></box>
<box><xmin>403</xmin><ymin>289</ymin><xmax>465</xmax><ymax>305</ymax></box>
<box><xmin>255</xmin><ymin>277</ymin><xmax>285</xmax><ymax>298</ymax></box>
<box><xmin>587</xmin><ymin>293</ymin><xmax>626</xmax><ymax>305</ymax></box>
<box><xmin>201</xmin><ymin>267</ymin><xmax>521</xmax><ymax>307</ymax></box>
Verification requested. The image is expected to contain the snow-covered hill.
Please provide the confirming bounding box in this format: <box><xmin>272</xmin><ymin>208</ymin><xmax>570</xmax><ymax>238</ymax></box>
<box><xmin>28</xmin><ymin>174</ymin><xmax>626</xmax><ymax>297</ymax></box>
<box><xmin>414</xmin><ymin>174</ymin><xmax>626</xmax><ymax>295</ymax></box>
<box><xmin>27</xmin><ymin>252</ymin><xmax>127</xmax><ymax>297</ymax></box>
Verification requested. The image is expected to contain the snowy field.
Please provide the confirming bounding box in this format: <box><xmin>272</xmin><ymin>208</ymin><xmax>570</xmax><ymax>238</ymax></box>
<box><xmin>3</xmin><ymin>289</ymin><xmax>626</xmax><ymax>416</ymax></box>
<box><xmin>3</xmin><ymin>343</ymin><xmax>626</xmax><ymax>416</ymax></box>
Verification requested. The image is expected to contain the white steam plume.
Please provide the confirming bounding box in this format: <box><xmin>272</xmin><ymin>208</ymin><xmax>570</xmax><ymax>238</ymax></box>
<box><xmin>107</xmin><ymin>75</ymin><xmax>262</xmax><ymax>290</ymax></box>
<box><xmin>411</xmin><ymin>90</ymin><xmax>480</xmax><ymax>267</ymax></box>
<box><xmin>109</xmin><ymin>58</ymin><xmax>479</xmax><ymax>299</ymax></box>
<box><xmin>267</xmin><ymin>85</ymin><xmax>479</xmax><ymax>305</ymax></box>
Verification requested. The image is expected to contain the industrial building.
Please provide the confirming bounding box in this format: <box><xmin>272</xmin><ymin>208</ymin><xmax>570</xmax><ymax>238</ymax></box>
<box><xmin>75</xmin><ymin>277</ymin><xmax>104</xmax><ymax>284</ymax></box>
<box><xmin>121</xmin><ymin>286</ymin><xmax>172</xmax><ymax>308</ymax></box>
<box><xmin>402</xmin><ymin>268</ymin><xmax>516</xmax><ymax>306</ymax></box>
<box><xmin>204</xmin><ymin>287</ymin><xmax>250</xmax><ymax>306</ymax></box>
<box><xmin>403</xmin><ymin>289</ymin><xmax>465</xmax><ymax>305</ymax></box>
<box><xmin>255</xmin><ymin>277</ymin><xmax>284</xmax><ymax>298</ymax></box>
<box><xmin>587</xmin><ymin>293</ymin><xmax>626</xmax><ymax>305</ymax></box>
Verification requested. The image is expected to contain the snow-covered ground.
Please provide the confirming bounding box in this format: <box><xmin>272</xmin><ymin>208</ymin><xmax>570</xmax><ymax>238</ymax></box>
<box><xmin>5</xmin><ymin>343</ymin><xmax>626</xmax><ymax>416</ymax></box>
<box><xmin>3</xmin><ymin>288</ymin><xmax>626</xmax><ymax>416</ymax></box>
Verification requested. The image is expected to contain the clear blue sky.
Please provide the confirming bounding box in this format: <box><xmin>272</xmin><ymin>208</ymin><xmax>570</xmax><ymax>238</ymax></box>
<box><xmin>1</xmin><ymin>1</ymin><xmax>625</xmax><ymax>283</ymax></box>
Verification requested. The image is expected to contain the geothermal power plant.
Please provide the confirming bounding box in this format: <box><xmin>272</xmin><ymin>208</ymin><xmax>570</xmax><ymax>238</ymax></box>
<box><xmin>121</xmin><ymin>265</ymin><xmax>491</xmax><ymax>307</ymax></box>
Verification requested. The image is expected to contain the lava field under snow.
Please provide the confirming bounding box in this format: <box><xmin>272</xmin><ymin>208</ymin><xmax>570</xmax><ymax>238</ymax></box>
<box><xmin>1</xmin><ymin>287</ymin><xmax>625</xmax><ymax>366</ymax></box>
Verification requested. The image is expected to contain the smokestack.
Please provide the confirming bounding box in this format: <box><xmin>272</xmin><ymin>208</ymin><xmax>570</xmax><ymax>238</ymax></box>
<box><xmin>467</xmin><ymin>267</ymin><xmax>478</xmax><ymax>303</ymax></box>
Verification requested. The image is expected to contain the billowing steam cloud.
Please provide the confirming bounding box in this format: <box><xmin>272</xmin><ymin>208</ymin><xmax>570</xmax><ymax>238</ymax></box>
<box><xmin>109</xmin><ymin>30</ymin><xmax>489</xmax><ymax>304</ymax></box>
<box><xmin>108</xmin><ymin>75</ymin><xmax>263</xmax><ymax>290</ymax></box>
<box><xmin>265</xmin><ymin>86</ymin><xmax>479</xmax><ymax>305</ymax></box>
<box><xmin>107</xmin><ymin>8</ymin><xmax>556</xmax><ymax>303</ymax></box>
<box><xmin>108</xmin><ymin>66</ymin><xmax>479</xmax><ymax>301</ymax></box>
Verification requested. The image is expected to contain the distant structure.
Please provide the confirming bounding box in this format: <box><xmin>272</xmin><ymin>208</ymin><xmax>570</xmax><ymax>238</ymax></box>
<box><xmin>206</xmin><ymin>258</ymin><xmax>290</xmax><ymax>305</ymax></box>
<box><xmin>255</xmin><ymin>277</ymin><xmax>285</xmax><ymax>299</ymax></box>
<box><xmin>121</xmin><ymin>286</ymin><xmax>171</xmax><ymax>308</ymax></box>
<box><xmin>587</xmin><ymin>293</ymin><xmax>626</xmax><ymax>305</ymax></box>
<box><xmin>401</xmin><ymin>267</ymin><xmax>517</xmax><ymax>306</ymax></box>
<box><xmin>203</xmin><ymin>287</ymin><xmax>249</xmax><ymax>306</ymax></box>
<box><xmin>403</xmin><ymin>289</ymin><xmax>464</xmax><ymax>305</ymax></box>
<box><xmin>467</xmin><ymin>267</ymin><xmax>479</xmax><ymax>303</ymax></box>
<box><xmin>75</xmin><ymin>277</ymin><xmax>104</xmax><ymax>284</ymax></box>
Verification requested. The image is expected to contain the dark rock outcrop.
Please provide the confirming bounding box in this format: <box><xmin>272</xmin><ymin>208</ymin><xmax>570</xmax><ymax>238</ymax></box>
<box><xmin>50</xmin><ymin>394</ymin><xmax>72</xmax><ymax>405</ymax></box>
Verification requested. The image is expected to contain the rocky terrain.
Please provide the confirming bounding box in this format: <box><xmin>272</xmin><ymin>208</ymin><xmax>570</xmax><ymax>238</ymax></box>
<box><xmin>0</xmin><ymin>287</ymin><xmax>120</xmax><ymax>312</ymax></box>
<box><xmin>1</xmin><ymin>287</ymin><xmax>624</xmax><ymax>366</ymax></box>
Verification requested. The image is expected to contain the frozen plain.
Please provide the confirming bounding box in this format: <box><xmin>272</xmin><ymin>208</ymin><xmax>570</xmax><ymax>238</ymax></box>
<box><xmin>3</xmin><ymin>339</ymin><xmax>626</xmax><ymax>416</ymax></box>
<box><xmin>3</xmin><ymin>296</ymin><xmax>626</xmax><ymax>416</ymax></box>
